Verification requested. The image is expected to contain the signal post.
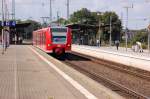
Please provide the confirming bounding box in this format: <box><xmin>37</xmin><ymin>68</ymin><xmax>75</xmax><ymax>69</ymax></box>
<box><xmin>148</xmin><ymin>25</ymin><xmax>150</xmax><ymax>52</ymax></box>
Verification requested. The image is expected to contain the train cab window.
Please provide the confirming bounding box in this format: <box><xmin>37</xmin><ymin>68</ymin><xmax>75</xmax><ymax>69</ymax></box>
<box><xmin>51</xmin><ymin>28</ymin><xmax>67</xmax><ymax>44</ymax></box>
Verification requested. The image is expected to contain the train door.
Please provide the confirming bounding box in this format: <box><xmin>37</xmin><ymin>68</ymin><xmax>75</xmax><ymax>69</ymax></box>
<box><xmin>45</xmin><ymin>28</ymin><xmax>51</xmax><ymax>51</ymax></box>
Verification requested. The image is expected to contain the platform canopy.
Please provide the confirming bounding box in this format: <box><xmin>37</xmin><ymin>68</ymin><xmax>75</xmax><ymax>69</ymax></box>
<box><xmin>66</xmin><ymin>23</ymin><xmax>98</xmax><ymax>30</ymax></box>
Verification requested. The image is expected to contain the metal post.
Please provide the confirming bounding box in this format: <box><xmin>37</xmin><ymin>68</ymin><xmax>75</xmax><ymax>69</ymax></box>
<box><xmin>1</xmin><ymin>29</ymin><xmax>4</xmax><ymax>54</ymax></box>
<box><xmin>98</xmin><ymin>18</ymin><xmax>101</xmax><ymax>47</ymax></box>
<box><xmin>1</xmin><ymin>0</ymin><xmax>4</xmax><ymax>54</ymax></box>
<box><xmin>50</xmin><ymin>0</ymin><xmax>52</xmax><ymax>24</ymax></box>
<box><xmin>41</xmin><ymin>17</ymin><xmax>50</xmax><ymax>27</ymax></box>
<box><xmin>97</xmin><ymin>12</ymin><xmax>103</xmax><ymax>47</ymax></box>
<box><xmin>148</xmin><ymin>29</ymin><xmax>150</xmax><ymax>52</ymax></box>
<box><xmin>5</xmin><ymin>1</ymin><xmax>10</xmax><ymax>50</ymax></box>
<box><xmin>57</xmin><ymin>11</ymin><xmax>60</xmax><ymax>26</ymax></box>
<box><xmin>109</xmin><ymin>16</ymin><xmax>112</xmax><ymax>47</ymax></box>
<box><xmin>120</xmin><ymin>12</ymin><xmax>123</xmax><ymax>41</ymax></box>
<box><xmin>145</xmin><ymin>0</ymin><xmax>150</xmax><ymax>53</ymax></box>
<box><xmin>12</xmin><ymin>0</ymin><xmax>16</xmax><ymax>45</ymax></box>
<box><xmin>12</xmin><ymin>0</ymin><xmax>15</xmax><ymax>19</ymax></box>
<box><xmin>67</xmin><ymin>0</ymin><xmax>69</xmax><ymax>19</ymax></box>
<box><xmin>125</xmin><ymin>7</ymin><xmax>129</xmax><ymax>51</ymax></box>
<box><xmin>124</xmin><ymin>4</ymin><xmax>133</xmax><ymax>51</ymax></box>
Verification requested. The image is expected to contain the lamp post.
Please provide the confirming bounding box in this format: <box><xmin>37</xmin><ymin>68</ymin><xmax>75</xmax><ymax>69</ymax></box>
<box><xmin>98</xmin><ymin>18</ymin><xmax>101</xmax><ymax>46</ymax></box>
<box><xmin>109</xmin><ymin>16</ymin><xmax>112</xmax><ymax>47</ymax></box>
<box><xmin>125</xmin><ymin>7</ymin><xmax>129</xmax><ymax>51</ymax></box>
<box><xmin>124</xmin><ymin>4</ymin><xmax>133</xmax><ymax>51</ymax></box>
<box><xmin>144</xmin><ymin>1</ymin><xmax>150</xmax><ymax>52</ymax></box>
<box><xmin>57</xmin><ymin>11</ymin><xmax>60</xmax><ymax>26</ymax></box>
<box><xmin>97</xmin><ymin>12</ymin><xmax>103</xmax><ymax>47</ymax></box>
<box><xmin>49</xmin><ymin>0</ymin><xmax>52</xmax><ymax>23</ymax></box>
<box><xmin>148</xmin><ymin>24</ymin><xmax>150</xmax><ymax>53</ymax></box>
<box><xmin>148</xmin><ymin>32</ymin><xmax>150</xmax><ymax>52</ymax></box>
<box><xmin>146</xmin><ymin>3</ymin><xmax>150</xmax><ymax>53</ymax></box>
<box><xmin>67</xmin><ymin>0</ymin><xmax>69</xmax><ymax>19</ymax></box>
<box><xmin>1</xmin><ymin>0</ymin><xmax>4</xmax><ymax>54</ymax></box>
<box><xmin>12</xmin><ymin>0</ymin><xmax>15</xmax><ymax>19</ymax></box>
<box><xmin>124</xmin><ymin>6</ymin><xmax>133</xmax><ymax>51</ymax></box>
<box><xmin>148</xmin><ymin>30</ymin><xmax>150</xmax><ymax>52</ymax></box>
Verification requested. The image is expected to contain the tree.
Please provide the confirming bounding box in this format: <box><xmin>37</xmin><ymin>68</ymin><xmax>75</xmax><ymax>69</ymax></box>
<box><xmin>69</xmin><ymin>8</ymin><xmax>122</xmax><ymax>45</ymax></box>
<box><xmin>131</xmin><ymin>30</ymin><xmax>148</xmax><ymax>45</ymax></box>
<box><xmin>101</xmin><ymin>12</ymin><xmax>122</xmax><ymax>42</ymax></box>
<box><xmin>69</xmin><ymin>8</ymin><xmax>97</xmax><ymax>24</ymax></box>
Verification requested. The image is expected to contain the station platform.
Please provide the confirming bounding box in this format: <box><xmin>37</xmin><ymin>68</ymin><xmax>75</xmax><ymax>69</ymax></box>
<box><xmin>0</xmin><ymin>45</ymin><xmax>123</xmax><ymax>99</ymax></box>
<box><xmin>72</xmin><ymin>45</ymin><xmax>150</xmax><ymax>72</ymax></box>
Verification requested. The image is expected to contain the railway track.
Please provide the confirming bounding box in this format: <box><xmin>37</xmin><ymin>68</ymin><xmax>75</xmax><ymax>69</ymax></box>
<box><xmin>72</xmin><ymin>51</ymin><xmax>150</xmax><ymax>81</ymax></box>
<box><xmin>59</xmin><ymin>52</ymin><xmax>150</xmax><ymax>99</ymax></box>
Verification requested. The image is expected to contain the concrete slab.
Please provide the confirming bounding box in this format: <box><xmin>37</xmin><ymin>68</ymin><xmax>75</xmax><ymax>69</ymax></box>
<box><xmin>0</xmin><ymin>45</ymin><xmax>124</xmax><ymax>99</ymax></box>
<box><xmin>0</xmin><ymin>45</ymin><xmax>86</xmax><ymax>99</ymax></box>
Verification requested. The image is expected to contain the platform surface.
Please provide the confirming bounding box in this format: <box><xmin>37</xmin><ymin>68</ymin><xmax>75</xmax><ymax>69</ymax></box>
<box><xmin>0</xmin><ymin>45</ymin><xmax>124</xmax><ymax>99</ymax></box>
<box><xmin>72</xmin><ymin>45</ymin><xmax>150</xmax><ymax>71</ymax></box>
<box><xmin>0</xmin><ymin>45</ymin><xmax>87</xmax><ymax>99</ymax></box>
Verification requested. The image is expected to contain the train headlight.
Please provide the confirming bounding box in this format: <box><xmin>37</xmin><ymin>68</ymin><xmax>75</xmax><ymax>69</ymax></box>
<box><xmin>67</xmin><ymin>44</ymin><xmax>71</xmax><ymax>47</ymax></box>
<box><xmin>48</xmin><ymin>44</ymin><xmax>51</xmax><ymax>46</ymax></box>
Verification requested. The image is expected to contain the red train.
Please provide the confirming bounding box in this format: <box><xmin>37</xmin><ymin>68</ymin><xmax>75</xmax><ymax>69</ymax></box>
<box><xmin>33</xmin><ymin>26</ymin><xmax>72</xmax><ymax>55</ymax></box>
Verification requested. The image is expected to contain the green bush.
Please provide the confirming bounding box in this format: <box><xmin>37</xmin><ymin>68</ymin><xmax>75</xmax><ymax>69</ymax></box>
<box><xmin>131</xmin><ymin>31</ymin><xmax>148</xmax><ymax>45</ymax></box>
<box><xmin>119</xmin><ymin>42</ymin><xmax>132</xmax><ymax>48</ymax></box>
<box><xmin>142</xmin><ymin>43</ymin><xmax>147</xmax><ymax>49</ymax></box>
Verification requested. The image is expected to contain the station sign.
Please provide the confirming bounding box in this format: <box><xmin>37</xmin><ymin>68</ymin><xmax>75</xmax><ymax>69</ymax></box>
<box><xmin>9</xmin><ymin>21</ymin><xmax>16</xmax><ymax>27</ymax></box>
<box><xmin>0</xmin><ymin>21</ymin><xmax>16</xmax><ymax>27</ymax></box>
<box><xmin>4</xmin><ymin>21</ymin><xmax>10</xmax><ymax>26</ymax></box>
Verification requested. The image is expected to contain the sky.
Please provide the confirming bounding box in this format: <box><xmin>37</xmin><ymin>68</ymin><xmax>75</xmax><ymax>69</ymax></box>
<box><xmin>3</xmin><ymin>0</ymin><xmax>150</xmax><ymax>30</ymax></box>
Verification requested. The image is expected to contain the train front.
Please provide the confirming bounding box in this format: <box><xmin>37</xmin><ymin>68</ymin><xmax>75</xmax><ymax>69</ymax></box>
<box><xmin>51</xmin><ymin>27</ymin><xmax>71</xmax><ymax>56</ymax></box>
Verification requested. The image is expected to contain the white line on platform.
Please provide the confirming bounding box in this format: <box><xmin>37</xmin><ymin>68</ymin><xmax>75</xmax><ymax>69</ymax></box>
<box><xmin>29</xmin><ymin>46</ymin><xmax>98</xmax><ymax>99</ymax></box>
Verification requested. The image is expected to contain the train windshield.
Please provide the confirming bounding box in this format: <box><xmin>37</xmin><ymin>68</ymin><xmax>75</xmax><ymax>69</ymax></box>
<box><xmin>51</xmin><ymin>28</ymin><xmax>67</xmax><ymax>44</ymax></box>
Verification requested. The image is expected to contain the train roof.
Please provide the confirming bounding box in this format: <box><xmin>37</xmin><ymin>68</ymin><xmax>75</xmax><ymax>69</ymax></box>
<box><xmin>50</xmin><ymin>26</ymin><xmax>67</xmax><ymax>29</ymax></box>
<box><xmin>33</xmin><ymin>26</ymin><xmax>68</xmax><ymax>33</ymax></box>
<box><xmin>33</xmin><ymin>27</ymin><xmax>49</xmax><ymax>32</ymax></box>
